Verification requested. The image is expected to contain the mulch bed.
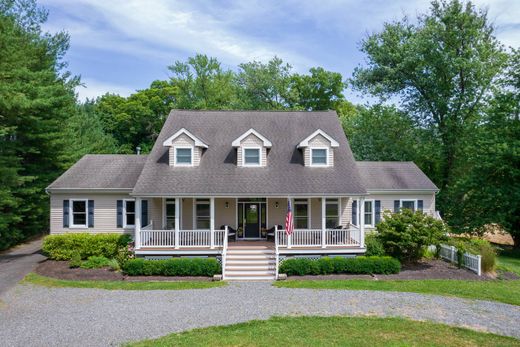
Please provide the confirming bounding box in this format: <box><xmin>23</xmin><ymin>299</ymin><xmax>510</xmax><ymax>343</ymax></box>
<box><xmin>287</xmin><ymin>259</ymin><xmax>519</xmax><ymax>281</ymax></box>
<box><xmin>34</xmin><ymin>260</ymin><xmax>214</xmax><ymax>282</ymax></box>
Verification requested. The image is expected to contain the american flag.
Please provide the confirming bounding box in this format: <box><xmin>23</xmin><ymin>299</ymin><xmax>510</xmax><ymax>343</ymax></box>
<box><xmin>285</xmin><ymin>199</ymin><xmax>294</xmax><ymax>236</ymax></box>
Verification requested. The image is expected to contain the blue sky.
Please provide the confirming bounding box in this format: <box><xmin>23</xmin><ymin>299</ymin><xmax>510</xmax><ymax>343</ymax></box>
<box><xmin>40</xmin><ymin>0</ymin><xmax>520</xmax><ymax>102</ymax></box>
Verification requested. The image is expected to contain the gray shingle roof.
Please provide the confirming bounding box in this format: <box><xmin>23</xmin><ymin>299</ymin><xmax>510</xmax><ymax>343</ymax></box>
<box><xmin>356</xmin><ymin>161</ymin><xmax>438</xmax><ymax>191</ymax></box>
<box><xmin>47</xmin><ymin>154</ymin><xmax>147</xmax><ymax>190</ymax></box>
<box><xmin>132</xmin><ymin>110</ymin><xmax>367</xmax><ymax>196</ymax></box>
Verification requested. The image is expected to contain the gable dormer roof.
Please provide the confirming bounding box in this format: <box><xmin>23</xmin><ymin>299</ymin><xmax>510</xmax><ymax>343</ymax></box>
<box><xmin>162</xmin><ymin>128</ymin><xmax>208</xmax><ymax>148</ymax></box>
<box><xmin>297</xmin><ymin>129</ymin><xmax>339</xmax><ymax>148</ymax></box>
<box><xmin>232</xmin><ymin>128</ymin><xmax>272</xmax><ymax>148</ymax></box>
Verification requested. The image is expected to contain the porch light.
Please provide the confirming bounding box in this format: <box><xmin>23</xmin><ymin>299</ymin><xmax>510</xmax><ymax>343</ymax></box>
<box><xmin>225</xmin><ymin>201</ymin><xmax>229</xmax><ymax>208</ymax></box>
<box><xmin>275</xmin><ymin>202</ymin><xmax>279</xmax><ymax>208</ymax></box>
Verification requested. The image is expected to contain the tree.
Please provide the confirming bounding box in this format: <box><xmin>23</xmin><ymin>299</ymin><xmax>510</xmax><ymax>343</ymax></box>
<box><xmin>0</xmin><ymin>0</ymin><xmax>77</xmax><ymax>249</ymax></box>
<box><xmin>291</xmin><ymin>67</ymin><xmax>345</xmax><ymax>110</ymax></box>
<box><xmin>448</xmin><ymin>49</ymin><xmax>520</xmax><ymax>247</ymax></box>
<box><xmin>352</xmin><ymin>0</ymin><xmax>507</xmax><ymax>195</ymax></box>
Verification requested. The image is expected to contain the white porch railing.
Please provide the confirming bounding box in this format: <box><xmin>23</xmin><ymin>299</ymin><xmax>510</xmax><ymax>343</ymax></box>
<box><xmin>140</xmin><ymin>229</ymin><xmax>225</xmax><ymax>248</ymax></box>
<box><xmin>276</xmin><ymin>228</ymin><xmax>362</xmax><ymax>248</ymax></box>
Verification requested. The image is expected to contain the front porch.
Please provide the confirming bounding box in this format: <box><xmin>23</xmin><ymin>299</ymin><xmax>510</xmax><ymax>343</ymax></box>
<box><xmin>133</xmin><ymin>196</ymin><xmax>367</xmax><ymax>255</ymax></box>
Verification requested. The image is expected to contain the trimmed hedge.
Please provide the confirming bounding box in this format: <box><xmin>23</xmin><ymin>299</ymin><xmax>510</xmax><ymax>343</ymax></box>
<box><xmin>279</xmin><ymin>256</ymin><xmax>400</xmax><ymax>276</ymax></box>
<box><xmin>122</xmin><ymin>258</ymin><xmax>221</xmax><ymax>277</ymax></box>
<box><xmin>42</xmin><ymin>233</ymin><xmax>131</xmax><ymax>260</ymax></box>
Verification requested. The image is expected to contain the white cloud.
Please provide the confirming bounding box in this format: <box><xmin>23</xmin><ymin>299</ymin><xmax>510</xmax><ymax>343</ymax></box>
<box><xmin>76</xmin><ymin>78</ymin><xmax>135</xmax><ymax>101</ymax></box>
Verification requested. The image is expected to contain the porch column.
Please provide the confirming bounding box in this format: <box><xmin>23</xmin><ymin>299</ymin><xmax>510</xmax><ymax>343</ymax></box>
<box><xmin>359</xmin><ymin>197</ymin><xmax>365</xmax><ymax>248</ymax></box>
<box><xmin>210</xmin><ymin>197</ymin><xmax>215</xmax><ymax>249</ymax></box>
<box><xmin>174</xmin><ymin>197</ymin><xmax>180</xmax><ymax>249</ymax></box>
<box><xmin>287</xmin><ymin>198</ymin><xmax>292</xmax><ymax>249</ymax></box>
<box><xmin>321</xmin><ymin>197</ymin><xmax>326</xmax><ymax>248</ymax></box>
<box><xmin>135</xmin><ymin>197</ymin><xmax>141</xmax><ymax>249</ymax></box>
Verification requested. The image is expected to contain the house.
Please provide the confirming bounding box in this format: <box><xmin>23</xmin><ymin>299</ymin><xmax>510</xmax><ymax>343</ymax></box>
<box><xmin>46</xmin><ymin>110</ymin><xmax>439</xmax><ymax>280</ymax></box>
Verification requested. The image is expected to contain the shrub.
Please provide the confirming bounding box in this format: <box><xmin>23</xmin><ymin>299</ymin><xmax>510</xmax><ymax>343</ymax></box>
<box><xmin>80</xmin><ymin>256</ymin><xmax>110</xmax><ymax>269</ymax></box>
<box><xmin>122</xmin><ymin>257</ymin><xmax>221</xmax><ymax>277</ymax></box>
<box><xmin>42</xmin><ymin>233</ymin><xmax>131</xmax><ymax>260</ymax></box>
<box><xmin>447</xmin><ymin>237</ymin><xmax>496</xmax><ymax>273</ymax></box>
<box><xmin>376</xmin><ymin>209</ymin><xmax>449</xmax><ymax>263</ymax></box>
<box><xmin>107</xmin><ymin>258</ymin><xmax>121</xmax><ymax>272</ymax></box>
<box><xmin>69</xmin><ymin>252</ymin><xmax>82</xmax><ymax>268</ymax></box>
<box><xmin>365</xmin><ymin>232</ymin><xmax>385</xmax><ymax>256</ymax></box>
<box><xmin>279</xmin><ymin>256</ymin><xmax>400</xmax><ymax>276</ymax></box>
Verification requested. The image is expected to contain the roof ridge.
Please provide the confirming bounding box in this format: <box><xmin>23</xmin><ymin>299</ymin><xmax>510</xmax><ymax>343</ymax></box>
<box><xmin>169</xmin><ymin>109</ymin><xmax>336</xmax><ymax>113</ymax></box>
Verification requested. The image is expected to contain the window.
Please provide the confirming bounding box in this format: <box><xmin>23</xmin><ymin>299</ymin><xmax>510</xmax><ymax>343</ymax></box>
<box><xmin>401</xmin><ymin>200</ymin><xmax>417</xmax><ymax>212</ymax></box>
<box><xmin>175</xmin><ymin>147</ymin><xmax>192</xmax><ymax>165</ymax></box>
<box><xmin>243</xmin><ymin>147</ymin><xmax>261</xmax><ymax>166</ymax></box>
<box><xmin>195</xmin><ymin>199</ymin><xmax>210</xmax><ymax>229</ymax></box>
<box><xmin>294</xmin><ymin>199</ymin><xmax>309</xmax><ymax>229</ymax></box>
<box><xmin>325</xmin><ymin>199</ymin><xmax>339</xmax><ymax>228</ymax></box>
<box><xmin>311</xmin><ymin>148</ymin><xmax>328</xmax><ymax>166</ymax></box>
<box><xmin>123</xmin><ymin>200</ymin><xmax>136</xmax><ymax>227</ymax></box>
<box><xmin>71</xmin><ymin>200</ymin><xmax>87</xmax><ymax>227</ymax></box>
<box><xmin>165</xmin><ymin>199</ymin><xmax>176</xmax><ymax>229</ymax></box>
<box><xmin>364</xmin><ymin>200</ymin><xmax>374</xmax><ymax>226</ymax></box>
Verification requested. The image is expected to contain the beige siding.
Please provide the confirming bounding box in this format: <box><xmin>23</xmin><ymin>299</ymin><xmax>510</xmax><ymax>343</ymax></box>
<box><xmin>50</xmin><ymin>193</ymin><xmax>134</xmax><ymax>234</ymax></box>
<box><xmin>149</xmin><ymin>198</ymin><xmax>163</xmax><ymax>229</ymax></box>
<box><xmin>168</xmin><ymin>134</ymin><xmax>201</xmax><ymax>167</ymax></box>
<box><xmin>304</xmin><ymin>134</ymin><xmax>334</xmax><ymax>167</ymax></box>
<box><xmin>340</xmin><ymin>197</ymin><xmax>350</xmax><ymax>227</ymax></box>
<box><xmin>237</xmin><ymin>133</ymin><xmax>267</xmax><ymax>167</ymax></box>
<box><xmin>181</xmin><ymin>198</ymin><xmax>194</xmax><ymax>229</ymax></box>
<box><xmin>310</xmin><ymin>198</ymin><xmax>321</xmax><ymax>228</ymax></box>
<box><xmin>267</xmin><ymin>198</ymin><xmax>286</xmax><ymax>227</ymax></box>
<box><xmin>215</xmin><ymin>198</ymin><xmax>237</xmax><ymax>229</ymax></box>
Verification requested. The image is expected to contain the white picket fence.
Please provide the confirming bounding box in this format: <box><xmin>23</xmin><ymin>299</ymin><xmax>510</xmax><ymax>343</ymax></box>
<box><xmin>439</xmin><ymin>244</ymin><xmax>482</xmax><ymax>276</ymax></box>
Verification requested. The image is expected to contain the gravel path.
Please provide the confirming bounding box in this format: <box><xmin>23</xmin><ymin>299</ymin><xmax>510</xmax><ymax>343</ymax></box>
<box><xmin>1</xmin><ymin>282</ymin><xmax>519</xmax><ymax>347</ymax></box>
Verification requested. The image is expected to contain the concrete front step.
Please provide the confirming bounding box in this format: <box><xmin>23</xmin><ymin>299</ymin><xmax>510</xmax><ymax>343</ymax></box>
<box><xmin>226</xmin><ymin>250</ymin><xmax>274</xmax><ymax>255</ymax></box>
<box><xmin>225</xmin><ymin>269</ymin><xmax>275</xmax><ymax>275</ymax></box>
<box><xmin>226</xmin><ymin>259</ymin><xmax>276</xmax><ymax>265</ymax></box>
<box><xmin>225</xmin><ymin>265</ymin><xmax>275</xmax><ymax>271</ymax></box>
<box><xmin>226</xmin><ymin>254</ymin><xmax>275</xmax><ymax>259</ymax></box>
<box><xmin>225</xmin><ymin>276</ymin><xmax>276</xmax><ymax>281</ymax></box>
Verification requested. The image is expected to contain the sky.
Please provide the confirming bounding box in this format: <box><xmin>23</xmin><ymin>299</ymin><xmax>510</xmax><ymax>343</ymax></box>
<box><xmin>40</xmin><ymin>0</ymin><xmax>520</xmax><ymax>102</ymax></box>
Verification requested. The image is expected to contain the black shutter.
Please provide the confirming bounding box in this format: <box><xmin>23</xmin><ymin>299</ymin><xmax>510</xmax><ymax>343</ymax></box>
<box><xmin>63</xmin><ymin>200</ymin><xmax>69</xmax><ymax>228</ymax></box>
<box><xmin>88</xmin><ymin>200</ymin><xmax>94</xmax><ymax>227</ymax></box>
<box><xmin>352</xmin><ymin>200</ymin><xmax>357</xmax><ymax>225</ymax></box>
<box><xmin>375</xmin><ymin>200</ymin><xmax>381</xmax><ymax>224</ymax></box>
<box><xmin>418</xmin><ymin>200</ymin><xmax>423</xmax><ymax>212</ymax></box>
<box><xmin>394</xmin><ymin>200</ymin><xmax>400</xmax><ymax>213</ymax></box>
<box><xmin>141</xmin><ymin>200</ymin><xmax>149</xmax><ymax>227</ymax></box>
<box><xmin>117</xmin><ymin>200</ymin><xmax>123</xmax><ymax>228</ymax></box>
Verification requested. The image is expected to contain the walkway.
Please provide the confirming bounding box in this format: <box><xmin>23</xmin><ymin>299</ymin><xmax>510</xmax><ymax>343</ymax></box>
<box><xmin>1</xmin><ymin>281</ymin><xmax>519</xmax><ymax>346</ymax></box>
<box><xmin>0</xmin><ymin>237</ymin><xmax>45</xmax><ymax>295</ymax></box>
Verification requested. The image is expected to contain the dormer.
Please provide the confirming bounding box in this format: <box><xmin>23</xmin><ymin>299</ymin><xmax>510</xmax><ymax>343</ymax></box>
<box><xmin>297</xmin><ymin>129</ymin><xmax>339</xmax><ymax>167</ymax></box>
<box><xmin>162</xmin><ymin>128</ymin><xmax>208</xmax><ymax>167</ymax></box>
<box><xmin>232</xmin><ymin>129</ymin><xmax>272</xmax><ymax>167</ymax></box>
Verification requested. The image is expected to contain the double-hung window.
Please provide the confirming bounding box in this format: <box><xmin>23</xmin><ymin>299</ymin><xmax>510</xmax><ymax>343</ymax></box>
<box><xmin>195</xmin><ymin>199</ymin><xmax>210</xmax><ymax>229</ymax></box>
<box><xmin>175</xmin><ymin>147</ymin><xmax>192</xmax><ymax>165</ymax></box>
<box><xmin>165</xmin><ymin>199</ymin><xmax>176</xmax><ymax>229</ymax></box>
<box><xmin>293</xmin><ymin>199</ymin><xmax>309</xmax><ymax>229</ymax></box>
<box><xmin>364</xmin><ymin>200</ymin><xmax>374</xmax><ymax>227</ymax></box>
<box><xmin>71</xmin><ymin>199</ymin><xmax>87</xmax><ymax>227</ymax></box>
<box><xmin>311</xmin><ymin>148</ymin><xmax>328</xmax><ymax>166</ymax></box>
<box><xmin>325</xmin><ymin>199</ymin><xmax>340</xmax><ymax>228</ymax></box>
<box><xmin>401</xmin><ymin>200</ymin><xmax>417</xmax><ymax>212</ymax></box>
<box><xmin>243</xmin><ymin>148</ymin><xmax>261</xmax><ymax>166</ymax></box>
<box><xmin>123</xmin><ymin>200</ymin><xmax>135</xmax><ymax>227</ymax></box>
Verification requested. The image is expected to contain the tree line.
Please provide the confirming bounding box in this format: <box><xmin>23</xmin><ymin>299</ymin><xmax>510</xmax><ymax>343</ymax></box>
<box><xmin>0</xmin><ymin>0</ymin><xmax>518</xmax><ymax>250</ymax></box>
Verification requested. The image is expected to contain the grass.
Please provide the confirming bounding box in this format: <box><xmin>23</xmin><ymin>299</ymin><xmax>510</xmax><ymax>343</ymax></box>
<box><xmin>125</xmin><ymin>316</ymin><xmax>520</xmax><ymax>347</ymax></box>
<box><xmin>497</xmin><ymin>247</ymin><xmax>520</xmax><ymax>276</ymax></box>
<box><xmin>275</xmin><ymin>279</ymin><xmax>520</xmax><ymax>306</ymax></box>
<box><xmin>22</xmin><ymin>273</ymin><xmax>226</xmax><ymax>290</ymax></box>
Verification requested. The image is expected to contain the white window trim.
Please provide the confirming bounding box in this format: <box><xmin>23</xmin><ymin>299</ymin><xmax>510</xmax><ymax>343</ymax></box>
<box><xmin>242</xmin><ymin>146</ymin><xmax>263</xmax><ymax>167</ymax></box>
<box><xmin>174</xmin><ymin>146</ymin><xmax>194</xmax><ymax>167</ymax></box>
<box><xmin>400</xmin><ymin>199</ymin><xmax>418</xmax><ymax>212</ymax></box>
<box><xmin>193</xmin><ymin>198</ymin><xmax>211</xmax><ymax>230</ymax></box>
<box><xmin>123</xmin><ymin>199</ymin><xmax>136</xmax><ymax>228</ymax></box>
<box><xmin>310</xmin><ymin>147</ymin><xmax>329</xmax><ymax>167</ymax></box>
<box><xmin>363</xmin><ymin>199</ymin><xmax>375</xmax><ymax>227</ymax></box>
<box><xmin>325</xmin><ymin>198</ymin><xmax>340</xmax><ymax>228</ymax></box>
<box><xmin>293</xmin><ymin>198</ymin><xmax>310</xmax><ymax>229</ymax></box>
<box><xmin>69</xmin><ymin>199</ymin><xmax>88</xmax><ymax>228</ymax></box>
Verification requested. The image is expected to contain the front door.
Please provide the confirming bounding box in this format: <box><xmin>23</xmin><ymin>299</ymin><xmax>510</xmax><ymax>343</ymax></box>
<box><xmin>244</xmin><ymin>203</ymin><xmax>260</xmax><ymax>238</ymax></box>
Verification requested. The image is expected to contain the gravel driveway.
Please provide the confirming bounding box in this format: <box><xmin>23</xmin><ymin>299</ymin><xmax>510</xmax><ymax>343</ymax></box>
<box><xmin>1</xmin><ymin>282</ymin><xmax>519</xmax><ymax>347</ymax></box>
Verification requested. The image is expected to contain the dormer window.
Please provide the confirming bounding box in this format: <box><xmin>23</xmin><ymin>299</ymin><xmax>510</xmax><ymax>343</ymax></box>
<box><xmin>243</xmin><ymin>147</ymin><xmax>261</xmax><ymax>166</ymax></box>
<box><xmin>163</xmin><ymin>128</ymin><xmax>208</xmax><ymax>167</ymax></box>
<box><xmin>311</xmin><ymin>148</ymin><xmax>328</xmax><ymax>166</ymax></box>
<box><xmin>175</xmin><ymin>147</ymin><xmax>193</xmax><ymax>166</ymax></box>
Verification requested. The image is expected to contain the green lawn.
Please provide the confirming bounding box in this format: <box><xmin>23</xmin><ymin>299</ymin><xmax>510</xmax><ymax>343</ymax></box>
<box><xmin>275</xmin><ymin>279</ymin><xmax>520</xmax><ymax>306</ymax></box>
<box><xmin>22</xmin><ymin>273</ymin><xmax>226</xmax><ymax>290</ymax></box>
<box><xmin>497</xmin><ymin>247</ymin><xmax>520</xmax><ymax>276</ymax></box>
<box><xmin>126</xmin><ymin>316</ymin><xmax>519</xmax><ymax>347</ymax></box>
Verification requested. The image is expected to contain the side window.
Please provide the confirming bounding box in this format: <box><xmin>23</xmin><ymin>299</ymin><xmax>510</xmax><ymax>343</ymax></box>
<box><xmin>364</xmin><ymin>200</ymin><xmax>374</xmax><ymax>226</ymax></box>
<box><xmin>311</xmin><ymin>148</ymin><xmax>328</xmax><ymax>166</ymax></box>
<box><xmin>124</xmin><ymin>200</ymin><xmax>135</xmax><ymax>227</ymax></box>
<box><xmin>175</xmin><ymin>147</ymin><xmax>192</xmax><ymax>165</ymax></box>
<box><xmin>195</xmin><ymin>199</ymin><xmax>210</xmax><ymax>229</ymax></box>
<box><xmin>71</xmin><ymin>200</ymin><xmax>87</xmax><ymax>227</ymax></box>
<box><xmin>165</xmin><ymin>199</ymin><xmax>176</xmax><ymax>229</ymax></box>
<box><xmin>325</xmin><ymin>199</ymin><xmax>339</xmax><ymax>228</ymax></box>
<box><xmin>293</xmin><ymin>199</ymin><xmax>309</xmax><ymax>229</ymax></box>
